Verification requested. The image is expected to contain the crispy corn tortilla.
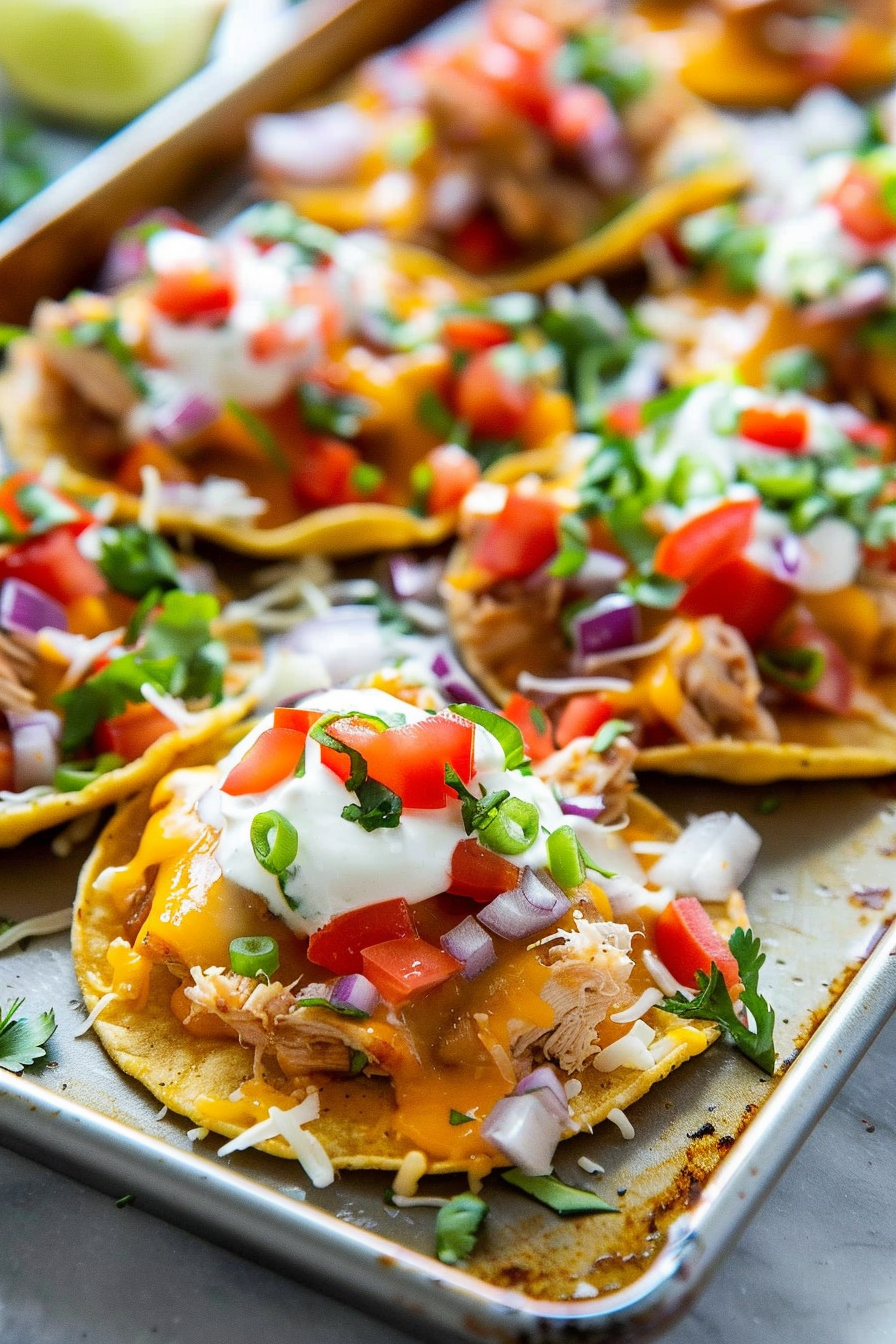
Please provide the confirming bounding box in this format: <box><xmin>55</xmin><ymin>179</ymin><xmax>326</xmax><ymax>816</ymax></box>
<box><xmin>0</xmin><ymin>358</ymin><xmax>455</xmax><ymax>560</ymax></box>
<box><xmin>0</xmin><ymin>690</ymin><xmax>256</xmax><ymax>847</ymax></box>
<box><xmin>446</xmin><ymin>538</ymin><xmax>896</xmax><ymax>783</ymax></box>
<box><xmin>73</xmin><ymin>761</ymin><xmax>725</xmax><ymax>1172</ymax></box>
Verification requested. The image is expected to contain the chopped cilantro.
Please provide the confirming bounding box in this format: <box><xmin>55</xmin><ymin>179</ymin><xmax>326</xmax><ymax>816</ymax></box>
<box><xmin>591</xmin><ymin>718</ymin><xmax>634</xmax><ymax>753</ymax></box>
<box><xmin>548</xmin><ymin>514</ymin><xmax>588</xmax><ymax>578</ymax></box>
<box><xmin>309</xmin><ymin>713</ymin><xmax>404</xmax><ymax>832</ymax></box>
<box><xmin>297</xmin><ymin>998</ymin><xmax>371</xmax><ymax>1020</ymax></box>
<box><xmin>756</xmin><ymin>796</ymin><xmax>781</xmax><ymax>816</ymax></box>
<box><xmin>659</xmin><ymin>926</ymin><xmax>776</xmax><ymax>1074</ymax></box>
<box><xmin>225</xmin><ymin>400</ymin><xmax>288</xmax><ymax>472</ymax></box>
<box><xmin>61</xmin><ymin>315</ymin><xmax>148</xmax><ymax>395</ymax></box>
<box><xmin>449</xmin><ymin>1109</ymin><xmax>474</xmax><ymax>1126</ymax></box>
<box><xmin>0</xmin><ymin>997</ymin><xmax>56</xmax><ymax>1074</ymax></box>
<box><xmin>298</xmin><ymin>383</ymin><xmax>371</xmax><ymax>439</ymax></box>
<box><xmin>98</xmin><ymin>524</ymin><xmax>181</xmax><ymax>599</ymax></box>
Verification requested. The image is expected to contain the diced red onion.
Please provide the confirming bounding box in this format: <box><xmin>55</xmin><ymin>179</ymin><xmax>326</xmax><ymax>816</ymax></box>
<box><xmin>6</xmin><ymin>709</ymin><xmax>61</xmax><ymax>741</ymax></box>
<box><xmin>480</xmin><ymin>1092</ymin><xmax>565</xmax><ymax>1176</ymax></box>
<box><xmin>430</xmin><ymin>649</ymin><xmax>494</xmax><ymax>709</ymax></box>
<box><xmin>0</xmin><ymin>579</ymin><xmax>68</xmax><ymax>638</ymax></box>
<box><xmin>100</xmin><ymin>208</ymin><xmax>195</xmax><ymax>289</ymax></box>
<box><xmin>176</xmin><ymin>561</ymin><xmax>217</xmax><ymax>595</ymax></box>
<box><xmin>360</xmin><ymin>51</ymin><xmax>426</xmax><ymax>108</ymax></box>
<box><xmin>790</xmin><ymin>517</ymin><xmax>861</xmax><ymax>594</ymax></box>
<box><xmin>11</xmin><ymin>721</ymin><xmax>59</xmax><ymax>791</ymax></box>
<box><xmin>804</xmin><ymin>268</ymin><xmax>891</xmax><ymax>325</ymax></box>
<box><xmin>576</xmin><ymin>623</ymin><xmax>678</xmax><ymax>674</ymax></box>
<box><xmin>330</xmin><ymin>974</ymin><xmax>380</xmax><ymax>1017</ymax></box>
<box><xmin>773</xmin><ymin>533</ymin><xmax>802</xmax><ymax>579</ymax></box>
<box><xmin>280</xmin><ymin>606</ymin><xmax>386</xmax><ymax>685</ymax></box>
<box><xmin>572</xmin><ymin>550</ymin><xmax>628</xmax><ymax>596</ymax></box>
<box><xmin>512</xmin><ymin>1067</ymin><xmax>570</xmax><ymax>1126</ymax></box>
<box><xmin>559</xmin><ymin>794</ymin><xmax>605</xmax><ymax>822</ymax></box>
<box><xmin>388</xmin><ymin>554</ymin><xmax>443</xmax><ymax>602</ymax></box>
<box><xmin>149</xmin><ymin>391</ymin><xmax>220</xmax><ymax>446</ymax></box>
<box><xmin>651</xmin><ymin>812</ymin><xmax>761</xmax><ymax>903</ymax></box>
<box><xmin>571</xmin><ymin>594</ymin><xmax>640</xmax><ymax>660</ymax></box>
<box><xmin>581</xmin><ymin>116</ymin><xmax>634</xmax><ymax>193</ymax></box>
<box><xmin>250</xmin><ymin>105</ymin><xmax>373</xmax><ymax>186</ymax></box>
<box><xmin>440</xmin><ymin>916</ymin><xmax>497</xmax><ymax>980</ymax></box>
<box><xmin>477</xmin><ymin>867</ymin><xmax>571</xmax><ymax>940</ymax></box>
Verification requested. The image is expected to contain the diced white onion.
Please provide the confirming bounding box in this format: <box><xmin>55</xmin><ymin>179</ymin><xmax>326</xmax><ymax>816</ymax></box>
<box><xmin>650</xmin><ymin>812</ymin><xmax>761</xmax><ymax>903</ymax></box>
<box><xmin>790</xmin><ymin>516</ymin><xmax>861</xmax><ymax>594</ymax></box>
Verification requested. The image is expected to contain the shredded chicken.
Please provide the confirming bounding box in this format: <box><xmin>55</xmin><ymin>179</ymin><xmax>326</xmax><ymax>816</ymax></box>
<box><xmin>673</xmin><ymin>617</ymin><xmax>780</xmax><ymax>744</ymax></box>
<box><xmin>183</xmin><ymin>968</ymin><xmax>406</xmax><ymax>1079</ymax></box>
<box><xmin>34</xmin><ymin>300</ymin><xmax>139</xmax><ymax>420</ymax></box>
<box><xmin>534</xmin><ymin>733</ymin><xmax>636</xmax><ymax>825</ymax></box>
<box><xmin>512</xmin><ymin>911</ymin><xmax>635</xmax><ymax>1074</ymax></box>
<box><xmin>860</xmin><ymin>571</ymin><xmax>896</xmax><ymax>670</ymax></box>
<box><xmin>448</xmin><ymin>576</ymin><xmax>570</xmax><ymax>696</ymax></box>
<box><xmin>0</xmin><ymin>631</ymin><xmax>37</xmax><ymax>713</ymax></box>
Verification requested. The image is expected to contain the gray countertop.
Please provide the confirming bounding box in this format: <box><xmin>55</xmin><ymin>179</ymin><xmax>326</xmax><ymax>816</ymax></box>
<box><xmin>0</xmin><ymin>1011</ymin><xmax>893</xmax><ymax>1344</ymax></box>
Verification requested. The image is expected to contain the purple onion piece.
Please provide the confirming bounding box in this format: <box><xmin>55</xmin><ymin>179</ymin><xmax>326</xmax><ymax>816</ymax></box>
<box><xmin>480</xmin><ymin>1093</ymin><xmax>564</xmax><ymax>1176</ymax></box>
<box><xmin>440</xmin><ymin>916</ymin><xmax>497</xmax><ymax>980</ymax></box>
<box><xmin>150</xmin><ymin>392</ymin><xmax>220</xmax><ymax>447</ymax></box>
<box><xmin>176</xmin><ymin>560</ymin><xmax>218</xmax><ymax>595</ymax></box>
<box><xmin>477</xmin><ymin>867</ymin><xmax>570</xmax><ymax>940</ymax></box>
<box><xmin>773</xmin><ymin>533</ymin><xmax>802</xmax><ymax>580</ymax></box>
<box><xmin>559</xmin><ymin>793</ymin><xmax>605</xmax><ymax>822</ymax></box>
<box><xmin>280</xmin><ymin>606</ymin><xmax>386</xmax><ymax>685</ymax></box>
<box><xmin>571</xmin><ymin>550</ymin><xmax>628</xmax><ymax>597</ymax></box>
<box><xmin>388</xmin><ymin>553</ymin><xmax>443</xmax><ymax>602</ymax></box>
<box><xmin>0</xmin><ymin>579</ymin><xmax>67</xmax><ymax>638</ymax></box>
<box><xmin>513</xmin><ymin>1067</ymin><xmax>570</xmax><ymax>1125</ymax></box>
<box><xmin>430</xmin><ymin>647</ymin><xmax>494</xmax><ymax>709</ymax></box>
<box><xmin>100</xmin><ymin>208</ymin><xmax>195</xmax><ymax>290</ymax></box>
<box><xmin>330</xmin><ymin>974</ymin><xmax>380</xmax><ymax>1017</ymax></box>
<box><xmin>6</xmin><ymin>709</ymin><xmax>62</xmax><ymax>742</ymax></box>
<box><xmin>572</xmin><ymin>593</ymin><xmax>640</xmax><ymax>660</ymax></box>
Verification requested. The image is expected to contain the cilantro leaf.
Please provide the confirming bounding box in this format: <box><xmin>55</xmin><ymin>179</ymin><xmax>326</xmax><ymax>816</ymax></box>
<box><xmin>297</xmin><ymin>998</ymin><xmax>371</xmax><ymax>1020</ymax></box>
<box><xmin>591</xmin><ymin>718</ymin><xmax>634</xmax><ymax>753</ymax></box>
<box><xmin>659</xmin><ymin>926</ymin><xmax>776</xmax><ymax>1074</ymax></box>
<box><xmin>435</xmin><ymin>1193</ymin><xmax>489</xmax><ymax>1265</ymax></box>
<box><xmin>298</xmin><ymin>383</ymin><xmax>371</xmax><ymax>438</ymax></box>
<box><xmin>0</xmin><ymin>997</ymin><xmax>56</xmax><ymax>1073</ymax></box>
<box><xmin>342</xmin><ymin>778</ymin><xmax>403</xmax><ymax>832</ymax></box>
<box><xmin>501</xmin><ymin>1170</ymin><xmax>618</xmax><ymax>1215</ymax></box>
<box><xmin>57</xmin><ymin>653</ymin><xmax>179</xmax><ymax>753</ymax></box>
<box><xmin>444</xmin><ymin>764</ymin><xmax>510</xmax><ymax>837</ymax></box>
<box><xmin>99</xmin><ymin>524</ymin><xmax>181</xmax><ymax>598</ymax></box>
<box><xmin>140</xmin><ymin>591</ymin><xmax>226</xmax><ymax>702</ymax></box>
<box><xmin>449</xmin><ymin>1108</ymin><xmax>473</xmax><ymax>1125</ymax></box>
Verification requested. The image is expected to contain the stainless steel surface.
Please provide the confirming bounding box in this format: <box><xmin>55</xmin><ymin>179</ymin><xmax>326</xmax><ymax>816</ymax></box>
<box><xmin>0</xmin><ymin>776</ymin><xmax>894</xmax><ymax>1340</ymax></box>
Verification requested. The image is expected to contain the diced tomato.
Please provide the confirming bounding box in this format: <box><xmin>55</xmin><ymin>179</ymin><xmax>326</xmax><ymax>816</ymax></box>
<box><xmin>603</xmin><ymin>400</ymin><xmax>644</xmax><ymax>438</ymax></box>
<box><xmin>655</xmin><ymin>897</ymin><xmax>740</xmax><ymax>993</ymax></box>
<box><xmin>361</xmin><ymin>935</ymin><xmax>462</xmax><ymax>1003</ymax></box>
<box><xmin>0</xmin><ymin>471</ymin><xmax>95</xmax><ymax>538</ymax></box>
<box><xmin>739</xmin><ymin>406</ymin><xmax>809</xmax><ymax>452</ymax></box>
<box><xmin>441</xmin><ymin>314</ymin><xmax>511</xmax><ymax>355</ymax></box>
<box><xmin>449</xmin><ymin>212</ymin><xmax>515</xmax><ymax>274</ymax></box>
<box><xmin>677</xmin><ymin>556</ymin><xmax>793</xmax><ymax>645</ymax></box>
<box><xmin>291</xmin><ymin>436</ymin><xmax>360</xmax><ymax>509</ymax></box>
<box><xmin>308</xmin><ymin>898</ymin><xmax>416</xmax><ymax>976</ymax></box>
<box><xmin>422</xmin><ymin>444</ymin><xmax>480</xmax><ymax>516</ymax></box>
<box><xmin>448</xmin><ymin>838</ymin><xmax>521</xmax><ymax>902</ymax></box>
<box><xmin>0</xmin><ymin>734</ymin><xmax>13</xmax><ymax>791</ymax></box>
<box><xmin>761</xmin><ymin>619</ymin><xmax>854</xmax><ymax>714</ymax></box>
<box><xmin>94</xmin><ymin>702</ymin><xmax>172</xmax><ymax>762</ymax></box>
<box><xmin>325</xmin><ymin>710</ymin><xmax>475</xmax><ymax>808</ymax></box>
<box><xmin>554</xmin><ymin>693</ymin><xmax>615</xmax><ymax>748</ymax></box>
<box><xmin>502</xmin><ymin>692</ymin><xmax>555</xmax><ymax>761</ymax></box>
<box><xmin>273</xmin><ymin>707</ymin><xmax>321</xmax><ymax>733</ymax></box>
<box><xmin>221</xmin><ymin>726</ymin><xmax>307</xmax><ymax>796</ymax></box>
<box><xmin>828</xmin><ymin>165</ymin><xmax>896</xmax><ymax>247</ymax></box>
<box><xmin>654</xmin><ymin>498</ymin><xmax>760</xmax><ymax>584</ymax></box>
<box><xmin>0</xmin><ymin>528</ymin><xmax>106</xmax><ymax>606</ymax></box>
<box><xmin>456</xmin><ymin>348</ymin><xmax>534</xmax><ymax>440</ymax></box>
<box><xmin>249</xmin><ymin>322</ymin><xmax>290</xmax><ymax>361</ymax></box>
<box><xmin>113</xmin><ymin>440</ymin><xmax>195</xmax><ymax>495</ymax></box>
<box><xmin>472</xmin><ymin>490</ymin><xmax>562</xmax><ymax>580</ymax></box>
<box><xmin>151</xmin><ymin>269</ymin><xmax>234</xmax><ymax>324</ymax></box>
<box><xmin>549</xmin><ymin>82</ymin><xmax>615</xmax><ymax>148</ymax></box>
<box><xmin>452</xmin><ymin>38</ymin><xmax>552</xmax><ymax>124</ymax></box>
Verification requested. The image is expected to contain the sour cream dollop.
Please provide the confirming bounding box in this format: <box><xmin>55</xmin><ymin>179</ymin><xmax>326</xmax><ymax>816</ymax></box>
<box><xmin>211</xmin><ymin>688</ymin><xmax>573</xmax><ymax>937</ymax></box>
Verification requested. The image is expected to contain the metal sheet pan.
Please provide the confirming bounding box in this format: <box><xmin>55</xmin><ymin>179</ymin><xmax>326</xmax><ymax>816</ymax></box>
<box><xmin>0</xmin><ymin>776</ymin><xmax>894</xmax><ymax>1341</ymax></box>
<box><xmin>0</xmin><ymin>3</ymin><xmax>894</xmax><ymax>1337</ymax></box>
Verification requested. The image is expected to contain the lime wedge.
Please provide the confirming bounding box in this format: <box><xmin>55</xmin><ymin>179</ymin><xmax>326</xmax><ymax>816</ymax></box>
<box><xmin>0</xmin><ymin>0</ymin><xmax>224</xmax><ymax>128</ymax></box>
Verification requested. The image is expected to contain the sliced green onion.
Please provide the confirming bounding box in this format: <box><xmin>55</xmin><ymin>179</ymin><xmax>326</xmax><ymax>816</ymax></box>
<box><xmin>764</xmin><ymin>346</ymin><xmax>826</xmax><ymax>394</ymax></box>
<box><xmin>789</xmin><ymin>493</ymin><xmax>835</xmax><ymax>534</ymax></box>
<box><xmin>757</xmin><ymin>647</ymin><xmax>825</xmax><ymax>694</ymax></box>
<box><xmin>578</xmin><ymin>839</ymin><xmax>615</xmax><ymax>880</ymax></box>
<box><xmin>478</xmin><ymin>796</ymin><xmax>540</xmax><ymax>855</ymax></box>
<box><xmin>448</xmin><ymin>704</ymin><xmax>527</xmax><ymax>771</ymax></box>
<box><xmin>350</xmin><ymin>1049</ymin><xmax>368</xmax><ymax>1074</ymax></box>
<box><xmin>225</xmin><ymin>400</ymin><xmax>288</xmax><ymax>472</ymax></box>
<box><xmin>351</xmin><ymin>462</ymin><xmax>384</xmax><ymax>497</ymax></box>
<box><xmin>501</xmin><ymin>1169</ymin><xmax>618</xmax><ymax>1215</ymax></box>
<box><xmin>250</xmin><ymin>810</ymin><xmax>299</xmax><ymax>876</ymax></box>
<box><xmin>591</xmin><ymin>718</ymin><xmax>634</xmax><ymax>753</ymax></box>
<box><xmin>739</xmin><ymin>456</ymin><xmax>816</xmax><ymax>503</ymax></box>
<box><xmin>229</xmin><ymin>936</ymin><xmax>279</xmax><ymax>979</ymax></box>
<box><xmin>546</xmin><ymin>824</ymin><xmax>586</xmax><ymax>888</ymax></box>
<box><xmin>435</xmin><ymin>1193</ymin><xmax>489</xmax><ymax>1265</ymax></box>
<box><xmin>53</xmin><ymin>753</ymin><xmax>125</xmax><ymax>793</ymax></box>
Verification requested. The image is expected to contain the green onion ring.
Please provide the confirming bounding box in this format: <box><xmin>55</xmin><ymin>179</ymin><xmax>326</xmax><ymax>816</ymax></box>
<box><xmin>250</xmin><ymin>809</ymin><xmax>298</xmax><ymax>875</ymax></box>
<box><xmin>479</xmin><ymin>796</ymin><xmax>540</xmax><ymax>855</ymax></box>
<box><xmin>546</xmin><ymin>824</ymin><xmax>586</xmax><ymax>889</ymax></box>
<box><xmin>229</xmin><ymin>936</ymin><xmax>280</xmax><ymax>979</ymax></box>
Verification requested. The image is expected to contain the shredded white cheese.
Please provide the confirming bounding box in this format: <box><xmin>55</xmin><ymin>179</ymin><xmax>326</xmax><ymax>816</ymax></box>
<box><xmin>0</xmin><ymin>908</ymin><xmax>72</xmax><ymax>953</ymax></box>
<box><xmin>577</xmin><ymin>1157</ymin><xmax>605</xmax><ymax>1175</ymax></box>
<box><xmin>138</xmin><ymin>683</ymin><xmax>196</xmax><ymax>729</ymax></box>
<box><xmin>155</xmin><ymin>1104</ymin><xmax>169</xmax><ymax>1120</ymax></box>
<box><xmin>73</xmin><ymin>990</ymin><xmax>117</xmax><ymax>1038</ymax></box>
<box><xmin>216</xmin><ymin>1092</ymin><xmax>334</xmax><ymax>1187</ymax></box>
<box><xmin>186</xmin><ymin>1127</ymin><xmax>209</xmax><ymax>1142</ymax></box>
<box><xmin>606</xmin><ymin>1107</ymin><xmax>635</xmax><ymax>1140</ymax></box>
<box><xmin>643</xmin><ymin>949</ymin><xmax>694</xmax><ymax>1000</ymax></box>
<box><xmin>51</xmin><ymin>812</ymin><xmax>101</xmax><ymax>859</ymax></box>
<box><xmin>572</xmin><ymin>1281</ymin><xmax>600</xmax><ymax>1299</ymax></box>
<box><xmin>594</xmin><ymin>1020</ymin><xmax>656</xmax><ymax>1074</ymax></box>
<box><xmin>610</xmin><ymin>987</ymin><xmax>664</xmax><ymax>1024</ymax></box>
<box><xmin>391</xmin><ymin>1194</ymin><xmax>449</xmax><ymax>1209</ymax></box>
<box><xmin>392</xmin><ymin>1149</ymin><xmax>428</xmax><ymax>1198</ymax></box>
<box><xmin>138</xmin><ymin>464</ymin><xmax>162</xmax><ymax>532</ymax></box>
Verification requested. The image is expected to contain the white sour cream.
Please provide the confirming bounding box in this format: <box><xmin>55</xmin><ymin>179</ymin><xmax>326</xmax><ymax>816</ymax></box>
<box><xmin>212</xmin><ymin>688</ymin><xmax>569</xmax><ymax>936</ymax></box>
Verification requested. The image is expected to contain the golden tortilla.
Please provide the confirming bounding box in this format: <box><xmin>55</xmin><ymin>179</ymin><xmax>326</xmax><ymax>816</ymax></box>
<box><xmin>72</xmin><ymin>755</ymin><xmax>724</xmax><ymax>1173</ymax></box>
